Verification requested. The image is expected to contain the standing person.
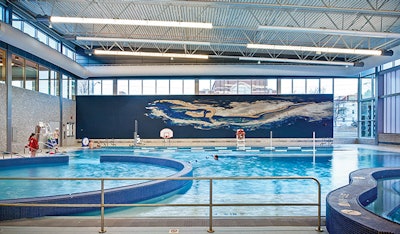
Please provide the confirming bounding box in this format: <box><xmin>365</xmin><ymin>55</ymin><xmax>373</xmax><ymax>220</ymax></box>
<box><xmin>53</xmin><ymin>128</ymin><xmax>60</xmax><ymax>152</ymax></box>
<box><xmin>53</xmin><ymin>128</ymin><xmax>59</xmax><ymax>145</ymax></box>
<box><xmin>28</xmin><ymin>133</ymin><xmax>39</xmax><ymax>157</ymax></box>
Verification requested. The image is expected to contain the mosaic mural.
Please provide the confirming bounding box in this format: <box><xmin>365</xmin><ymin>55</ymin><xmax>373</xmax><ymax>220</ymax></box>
<box><xmin>146</xmin><ymin>96</ymin><xmax>333</xmax><ymax>132</ymax></box>
<box><xmin>77</xmin><ymin>94</ymin><xmax>333</xmax><ymax>139</ymax></box>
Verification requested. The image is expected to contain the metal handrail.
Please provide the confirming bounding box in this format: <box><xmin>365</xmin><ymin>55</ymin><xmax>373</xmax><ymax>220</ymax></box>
<box><xmin>0</xmin><ymin>176</ymin><xmax>322</xmax><ymax>233</ymax></box>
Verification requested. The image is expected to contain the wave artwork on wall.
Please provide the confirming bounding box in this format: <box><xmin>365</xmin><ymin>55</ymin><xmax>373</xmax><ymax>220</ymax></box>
<box><xmin>145</xmin><ymin>95</ymin><xmax>333</xmax><ymax>137</ymax></box>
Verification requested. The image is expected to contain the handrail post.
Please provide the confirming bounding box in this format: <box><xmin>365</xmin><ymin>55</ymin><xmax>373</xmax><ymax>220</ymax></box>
<box><xmin>0</xmin><ymin>176</ymin><xmax>323</xmax><ymax>232</ymax></box>
<box><xmin>315</xmin><ymin>178</ymin><xmax>323</xmax><ymax>232</ymax></box>
<box><xmin>270</xmin><ymin>131</ymin><xmax>273</xmax><ymax>148</ymax></box>
<box><xmin>99</xmin><ymin>179</ymin><xmax>106</xmax><ymax>233</ymax></box>
<box><xmin>207</xmin><ymin>178</ymin><xmax>214</xmax><ymax>233</ymax></box>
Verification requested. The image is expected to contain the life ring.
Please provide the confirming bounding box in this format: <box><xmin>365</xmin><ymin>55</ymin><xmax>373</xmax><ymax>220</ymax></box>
<box><xmin>236</xmin><ymin>129</ymin><xmax>245</xmax><ymax>140</ymax></box>
<box><xmin>82</xmin><ymin>137</ymin><xmax>89</xmax><ymax>147</ymax></box>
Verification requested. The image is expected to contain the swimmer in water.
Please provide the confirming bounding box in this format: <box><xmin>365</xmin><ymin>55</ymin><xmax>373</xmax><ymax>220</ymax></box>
<box><xmin>213</xmin><ymin>155</ymin><xmax>219</xmax><ymax>160</ymax></box>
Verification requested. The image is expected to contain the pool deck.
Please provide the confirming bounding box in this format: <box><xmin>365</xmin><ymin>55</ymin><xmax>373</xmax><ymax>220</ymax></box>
<box><xmin>0</xmin><ymin>216</ymin><xmax>327</xmax><ymax>234</ymax></box>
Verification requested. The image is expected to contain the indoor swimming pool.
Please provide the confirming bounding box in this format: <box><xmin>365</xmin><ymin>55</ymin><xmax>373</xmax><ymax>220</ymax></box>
<box><xmin>1</xmin><ymin>146</ymin><xmax>400</xmax><ymax>218</ymax></box>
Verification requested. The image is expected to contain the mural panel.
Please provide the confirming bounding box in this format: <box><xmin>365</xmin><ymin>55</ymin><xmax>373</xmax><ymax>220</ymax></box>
<box><xmin>76</xmin><ymin>94</ymin><xmax>333</xmax><ymax>139</ymax></box>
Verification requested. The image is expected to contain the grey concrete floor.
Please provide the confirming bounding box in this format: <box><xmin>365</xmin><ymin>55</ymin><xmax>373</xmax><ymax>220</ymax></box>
<box><xmin>0</xmin><ymin>217</ymin><xmax>327</xmax><ymax>234</ymax></box>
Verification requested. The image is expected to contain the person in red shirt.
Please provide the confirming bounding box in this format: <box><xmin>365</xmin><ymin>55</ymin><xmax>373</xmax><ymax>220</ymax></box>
<box><xmin>28</xmin><ymin>133</ymin><xmax>39</xmax><ymax>157</ymax></box>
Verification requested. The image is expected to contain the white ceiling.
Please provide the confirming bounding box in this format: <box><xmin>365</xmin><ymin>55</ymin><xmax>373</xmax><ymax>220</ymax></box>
<box><xmin>6</xmin><ymin>0</ymin><xmax>400</xmax><ymax>76</ymax></box>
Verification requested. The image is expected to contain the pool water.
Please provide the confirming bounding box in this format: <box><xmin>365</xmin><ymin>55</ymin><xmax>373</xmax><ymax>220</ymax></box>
<box><xmin>0</xmin><ymin>149</ymin><xmax>178</xmax><ymax>199</ymax></box>
<box><xmin>365</xmin><ymin>177</ymin><xmax>400</xmax><ymax>224</ymax></box>
<box><xmin>1</xmin><ymin>146</ymin><xmax>400</xmax><ymax>217</ymax></box>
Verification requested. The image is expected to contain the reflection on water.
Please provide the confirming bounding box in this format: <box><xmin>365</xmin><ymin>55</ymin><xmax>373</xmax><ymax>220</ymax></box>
<box><xmin>1</xmin><ymin>146</ymin><xmax>400</xmax><ymax>217</ymax></box>
<box><xmin>365</xmin><ymin>178</ymin><xmax>400</xmax><ymax>224</ymax></box>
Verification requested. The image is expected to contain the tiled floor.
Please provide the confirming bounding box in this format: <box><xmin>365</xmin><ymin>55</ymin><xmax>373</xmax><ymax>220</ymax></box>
<box><xmin>0</xmin><ymin>217</ymin><xmax>327</xmax><ymax>234</ymax></box>
<box><xmin>0</xmin><ymin>226</ymin><xmax>328</xmax><ymax>234</ymax></box>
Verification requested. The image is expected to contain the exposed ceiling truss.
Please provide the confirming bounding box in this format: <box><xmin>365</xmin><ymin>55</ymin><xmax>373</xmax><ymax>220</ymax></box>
<box><xmin>6</xmin><ymin>0</ymin><xmax>400</xmax><ymax>67</ymax></box>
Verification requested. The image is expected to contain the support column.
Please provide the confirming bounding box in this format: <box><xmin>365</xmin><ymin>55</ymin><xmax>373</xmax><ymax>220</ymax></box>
<box><xmin>6</xmin><ymin>48</ymin><xmax>12</xmax><ymax>152</ymax></box>
<box><xmin>59</xmin><ymin>72</ymin><xmax>63</xmax><ymax>147</ymax></box>
<box><xmin>374</xmin><ymin>67</ymin><xmax>381</xmax><ymax>145</ymax></box>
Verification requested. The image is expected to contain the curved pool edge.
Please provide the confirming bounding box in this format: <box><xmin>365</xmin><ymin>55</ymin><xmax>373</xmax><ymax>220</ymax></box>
<box><xmin>326</xmin><ymin>167</ymin><xmax>400</xmax><ymax>234</ymax></box>
<box><xmin>0</xmin><ymin>155</ymin><xmax>193</xmax><ymax>221</ymax></box>
<box><xmin>0</xmin><ymin>155</ymin><xmax>69</xmax><ymax>167</ymax></box>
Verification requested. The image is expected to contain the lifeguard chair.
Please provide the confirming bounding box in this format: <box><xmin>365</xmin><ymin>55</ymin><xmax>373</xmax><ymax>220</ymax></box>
<box><xmin>236</xmin><ymin>128</ymin><xmax>246</xmax><ymax>149</ymax></box>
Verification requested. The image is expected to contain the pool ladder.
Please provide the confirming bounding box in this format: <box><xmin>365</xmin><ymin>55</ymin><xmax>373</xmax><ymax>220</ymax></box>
<box><xmin>236</xmin><ymin>135</ymin><xmax>245</xmax><ymax>150</ymax></box>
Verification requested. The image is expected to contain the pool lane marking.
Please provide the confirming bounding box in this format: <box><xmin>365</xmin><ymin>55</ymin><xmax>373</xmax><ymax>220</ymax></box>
<box><xmin>302</xmin><ymin>149</ymin><xmax>316</xmax><ymax>152</ymax></box>
<box><xmin>191</xmin><ymin>147</ymin><xmax>204</xmax><ymax>150</ymax></box>
<box><xmin>215</xmin><ymin>147</ymin><xmax>228</xmax><ymax>150</ymax></box>
<box><xmin>218</xmin><ymin>150</ymin><xmax>232</xmax><ymax>153</ymax></box>
<box><xmin>288</xmin><ymin>147</ymin><xmax>302</xmax><ymax>150</ymax></box>
<box><xmin>134</xmin><ymin>150</ymin><xmax>150</xmax><ymax>152</ymax></box>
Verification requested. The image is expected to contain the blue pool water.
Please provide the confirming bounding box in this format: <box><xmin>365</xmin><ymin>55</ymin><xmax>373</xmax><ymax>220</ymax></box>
<box><xmin>1</xmin><ymin>146</ymin><xmax>400</xmax><ymax>217</ymax></box>
<box><xmin>0</xmin><ymin>149</ymin><xmax>178</xmax><ymax>199</ymax></box>
<box><xmin>365</xmin><ymin>177</ymin><xmax>400</xmax><ymax>224</ymax></box>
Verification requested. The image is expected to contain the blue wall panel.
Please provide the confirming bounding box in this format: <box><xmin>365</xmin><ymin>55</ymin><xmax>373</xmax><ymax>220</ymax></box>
<box><xmin>76</xmin><ymin>94</ymin><xmax>333</xmax><ymax>139</ymax></box>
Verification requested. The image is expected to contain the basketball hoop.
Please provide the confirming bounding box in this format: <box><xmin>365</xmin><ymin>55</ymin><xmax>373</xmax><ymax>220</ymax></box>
<box><xmin>160</xmin><ymin>128</ymin><xmax>174</xmax><ymax>139</ymax></box>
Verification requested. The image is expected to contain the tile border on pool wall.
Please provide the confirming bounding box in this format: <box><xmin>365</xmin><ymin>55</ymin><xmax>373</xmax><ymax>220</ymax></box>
<box><xmin>0</xmin><ymin>155</ymin><xmax>193</xmax><ymax>221</ymax></box>
<box><xmin>0</xmin><ymin>155</ymin><xmax>69</xmax><ymax>167</ymax></box>
<box><xmin>326</xmin><ymin>167</ymin><xmax>400</xmax><ymax>234</ymax></box>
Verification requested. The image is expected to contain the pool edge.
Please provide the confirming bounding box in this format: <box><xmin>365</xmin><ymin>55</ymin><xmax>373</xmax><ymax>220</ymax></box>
<box><xmin>0</xmin><ymin>155</ymin><xmax>193</xmax><ymax>221</ymax></box>
<box><xmin>326</xmin><ymin>167</ymin><xmax>400</xmax><ymax>234</ymax></box>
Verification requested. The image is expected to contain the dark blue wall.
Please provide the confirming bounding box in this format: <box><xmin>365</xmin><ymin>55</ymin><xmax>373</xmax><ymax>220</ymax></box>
<box><xmin>76</xmin><ymin>94</ymin><xmax>333</xmax><ymax>139</ymax></box>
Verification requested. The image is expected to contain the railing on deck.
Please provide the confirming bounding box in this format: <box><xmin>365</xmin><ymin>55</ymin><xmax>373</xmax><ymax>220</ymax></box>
<box><xmin>0</xmin><ymin>176</ymin><xmax>322</xmax><ymax>233</ymax></box>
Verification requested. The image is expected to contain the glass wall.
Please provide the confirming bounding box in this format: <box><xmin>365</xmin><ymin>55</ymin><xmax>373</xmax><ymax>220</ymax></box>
<box><xmin>38</xmin><ymin>65</ymin><xmax>50</xmax><ymax>94</ymax></box>
<box><xmin>11</xmin><ymin>13</ymin><xmax>75</xmax><ymax>62</ymax></box>
<box><xmin>359</xmin><ymin>75</ymin><xmax>376</xmax><ymax>138</ymax></box>
<box><xmin>183</xmin><ymin>80</ymin><xmax>195</xmax><ymax>94</ymax></box>
<box><xmin>333</xmin><ymin>79</ymin><xmax>358</xmax><ymax>138</ymax></box>
<box><xmin>170</xmin><ymin>80</ymin><xmax>183</xmax><ymax>94</ymax></box>
<box><xmin>84</xmin><ymin>77</ymin><xmax>336</xmax><ymax>96</ymax></box>
<box><xmin>321</xmin><ymin>79</ymin><xmax>333</xmax><ymax>94</ymax></box>
<box><xmin>89</xmin><ymin>80</ymin><xmax>102</xmax><ymax>95</ymax></box>
<box><xmin>0</xmin><ymin>5</ymin><xmax>3</xmax><ymax>23</ymax></box>
<box><xmin>49</xmin><ymin>70</ymin><xmax>59</xmax><ymax>96</ymax></box>
<box><xmin>1</xmin><ymin>49</ymin><xmax>75</xmax><ymax>100</ymax></box>
<box><xmin>280</xmin><ymin>79</ymin><xmax>292</xmax><ymax>94</ymax></box>
<box><xmin>62</xmin><ymin>75</ymin><xmax>76</xmax><ymax>100</ymax></box>
<box><xmin>143</xmin><ymin>79</ymin><xmax>156</xmax><ymax>95</ymax></box>
<box><xmin>11</xmin><ymin>55</ymin><xmax>24</xmax><ymax>88</ymax></box>
<box><xmin>382</xmin><ymin>69</ymin><xmax>400</xmax><ymax>134</ymax></box>
<box><xmin>156</xmin><ymin>80</ymin><xmax>169</xmax><ymax>95</ymax></box>
<box><xmin>25</xmin><ymin>59</ymin><xmax>38</xmax><ymax>91</ymax></box>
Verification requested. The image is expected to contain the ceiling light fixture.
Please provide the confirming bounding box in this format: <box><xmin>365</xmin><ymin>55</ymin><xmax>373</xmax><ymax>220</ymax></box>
<box><xmin>239</xmin><ymin>57</ymin><xmax>360</xmax><ymax>67</ymax></box>
<box><xmin>93</xmin><ymin>50</ymin><xmax>209</xmax><ymax>59</ymax></box>
<box><xmin>257</xmin><ymin>25</ymin><xmax>400</xmax><ymax>39</ymax></box>
<box><xmin>247</xmin><ymin>44</ymin><xmax>383</xmax><ymax>56</ymax></box>
<box><xmin>76</xmin><ymin>36</ymin><xmax>211</xmax><ymax>46</ymax></box>
<box><xmin>50</xmin><ymin>16</ymin><xmax>213</xmax><ymax>29</ymax></box>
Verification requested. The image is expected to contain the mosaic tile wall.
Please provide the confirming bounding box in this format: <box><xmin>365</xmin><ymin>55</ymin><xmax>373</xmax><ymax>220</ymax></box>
<box><xmin>0</xmin><ymin>84</ymin><xmax>76</xmax><ymax>153</ymax></box>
